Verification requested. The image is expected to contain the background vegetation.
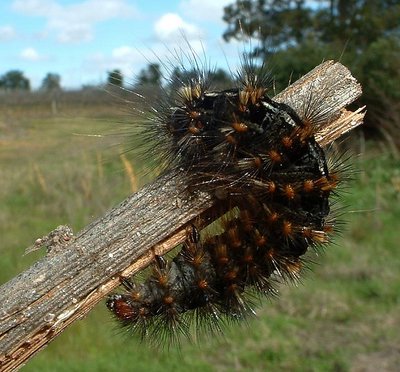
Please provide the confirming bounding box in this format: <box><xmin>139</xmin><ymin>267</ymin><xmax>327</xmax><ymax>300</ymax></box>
<box><xmin>223</xmin><ymin>0</ymin><xmax>400</xmax><ymax>149</ymax></box>
<box><xmin>1</xmin><ymin>0</ymin><xmax>399</xmax><ymax>371</ymax></box>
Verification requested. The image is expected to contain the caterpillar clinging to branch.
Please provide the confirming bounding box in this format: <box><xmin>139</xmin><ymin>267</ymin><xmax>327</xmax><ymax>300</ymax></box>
<box><xmin>106</xmin><ymin>49</ymin><xmax>355</xmax><ymax>346</ymax></box>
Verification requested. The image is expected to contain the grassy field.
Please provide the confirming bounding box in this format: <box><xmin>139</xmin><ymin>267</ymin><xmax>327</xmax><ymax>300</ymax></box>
<box><xmin>1</xmin><ymin>106</ymin><xmax>399</xmax><ymax>371</ymax></box>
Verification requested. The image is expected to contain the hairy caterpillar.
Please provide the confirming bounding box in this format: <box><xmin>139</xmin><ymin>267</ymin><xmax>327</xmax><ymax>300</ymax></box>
<box><xmin>106</xmin><ymin>48</ymin><xmax>352</xmax><ymax>346</ymax></box>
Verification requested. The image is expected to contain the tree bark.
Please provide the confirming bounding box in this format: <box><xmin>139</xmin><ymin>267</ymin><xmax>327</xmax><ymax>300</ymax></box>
<box><xmin>0</xmin><ymin>61</ymin><xmax>364</xmax><ymax>371</ymax></box>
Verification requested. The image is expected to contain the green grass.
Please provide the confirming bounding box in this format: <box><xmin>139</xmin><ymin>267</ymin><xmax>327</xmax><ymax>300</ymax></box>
<box><xmin>1</xmin><ymin>109</ymin><xmax>399</xmax><ymax>371</ymax></box>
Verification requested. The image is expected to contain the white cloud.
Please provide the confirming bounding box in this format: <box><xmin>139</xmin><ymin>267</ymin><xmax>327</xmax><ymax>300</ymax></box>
<box><xmin>20</xmin><ymin>47</ymin><xmax>43</xmax><ymax>61</ymax></box>
<box><xmin>12</xmin><ymin>0</ymin><xmax>138</xmax><ymax>43</ymax></box>
<box><xmin>84</xmin><ymin>46</ymin><xmax>146</xmax><ymax>83</ymax></box>
<box><xmin>0</xmin><ymin>25</ymin><xmax>17</xmax><ymax>41</ymax></box>
<box><xmin>109</xmin><ymin>46</ymin><xmax>148</xmax><ymax>76</ymax></box>
<box><xmin>12</xmin><ymin>0</ymin><xmax>59</xmax><ymax>15</ymax></box>
<box><xmin>57</xmin><ymin>23</ymin><xmax>93</xmax><ymax>43</ymax></box>
<box><xmin>111</xmin><ymin>46</ymin><xmax>140</xmax><ymax>60</ymax></box>
<box><xmin>154</xmin><ymin>13</ymin><xmax>201</xmax><ymax>42</ymax></box>
<box><xmin>179</xmin><ymin>0</ymin><xmax>232</xmax><ymax>23</ymax></box>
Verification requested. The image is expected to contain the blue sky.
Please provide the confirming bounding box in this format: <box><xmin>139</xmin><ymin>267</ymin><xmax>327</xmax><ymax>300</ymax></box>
<box><xmin>0</xmin><ymin>0</ymin><xmax>241</xmax><ymax>89</ymax></box>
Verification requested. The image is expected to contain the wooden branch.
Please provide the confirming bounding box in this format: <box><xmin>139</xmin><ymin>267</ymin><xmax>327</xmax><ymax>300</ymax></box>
<box><xmin>0</xmin><ymin>61</ymin><xmax>364</xmax><ymax>371</ymax></box>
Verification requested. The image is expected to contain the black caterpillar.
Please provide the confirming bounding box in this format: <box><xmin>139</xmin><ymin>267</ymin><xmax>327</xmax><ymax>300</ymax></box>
<box><xmin>106</xmin><ymin>55</ymin><xmax>346</xmax><ymax>345</ymax></box>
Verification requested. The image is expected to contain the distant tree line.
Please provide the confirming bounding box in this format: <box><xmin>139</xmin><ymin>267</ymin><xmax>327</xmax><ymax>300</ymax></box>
<box><xmin>107</xmin><ymin>69</ymin><xmax>123</xmax><ymax>87</ymax></box>
<box><xmin>131</xmin><ymin>63</ymin><xmax>234</xmax><ymax>93</ymax></box>
<box><xmin>0</xmin><ymin>70</ymin><xmax>30</xmax><ymax>91</ymax></box>
<box><xmin>0</xmin><ymin>70</ymin><xmax>62</xmax><ymax>92</ymax></box>
<box><xmin>41</xmin><ymin>73</ymin><xmax>61</xmax><ymax>92</ymax></box>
